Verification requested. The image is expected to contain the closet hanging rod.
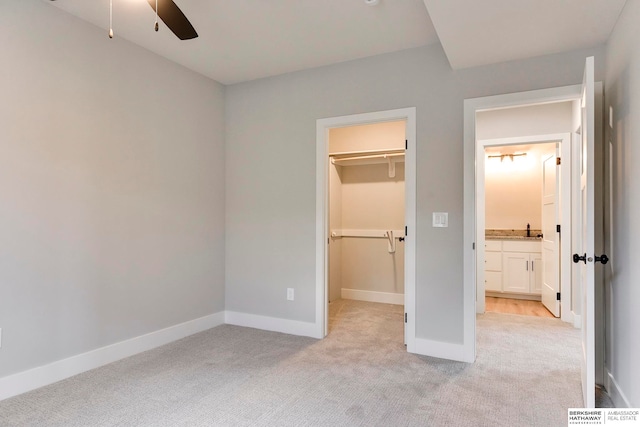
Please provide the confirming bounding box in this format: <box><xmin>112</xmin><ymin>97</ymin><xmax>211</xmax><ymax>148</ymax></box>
<box><xmin>331</xmin><ymin>152</ymin><xmax>404</xmax><ymax>163</ymax></box>
<box><xmin>331</xmin><ymin>229</ymin><xmax>405</xmax><ymax>239</ymax></box>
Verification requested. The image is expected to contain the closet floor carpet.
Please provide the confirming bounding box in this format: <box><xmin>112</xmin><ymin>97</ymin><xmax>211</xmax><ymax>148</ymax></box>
<box><xmin>0</xmin><ymin>299</ymin><xmax>582</xmax><ymax>426</ymax></box>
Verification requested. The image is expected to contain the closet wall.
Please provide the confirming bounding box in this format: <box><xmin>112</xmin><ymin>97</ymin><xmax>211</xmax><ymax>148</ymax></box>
<box><xmin>328</xmin><ymin>121</ymin><xmax>405</xmax><ymax>304</ymax></box>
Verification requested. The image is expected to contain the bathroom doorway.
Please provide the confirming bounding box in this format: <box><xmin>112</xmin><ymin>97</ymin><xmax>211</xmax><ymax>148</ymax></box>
<box><xmin>482</xmin><ymin>141</ymin><xmax>561</xmax><ymax>318</ymax></box>
<box><xmin>474</xmin><ymin>100</ymin><xmax>576</xmax><ymax>323</ymax></box>
<box><xmin>477</xmin><ymin>133</ymin><xmax>573</xmax><ymax>322</ymax></box>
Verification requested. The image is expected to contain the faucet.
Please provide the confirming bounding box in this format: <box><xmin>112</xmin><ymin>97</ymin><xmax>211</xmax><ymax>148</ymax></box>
<box><xmin>527</xmin><ymin>223</ymin><xmax>530</xmax><ymax>237</ymax></box>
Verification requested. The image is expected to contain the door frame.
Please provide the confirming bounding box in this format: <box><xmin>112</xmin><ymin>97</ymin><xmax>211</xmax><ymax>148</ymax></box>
<box><xmin>315</xmin><ymin>107</ymin><xmax>417</xmax><ymax>350</ymax></box>
<box><xmin>464</xmin><ymin>84</ymin><xmax>583</xmax><ymax>361</ymax></box>
<box><xmin>476</xmin><ymin>133</ymin><xmax>572</xmax><ymax>323</ymax></box>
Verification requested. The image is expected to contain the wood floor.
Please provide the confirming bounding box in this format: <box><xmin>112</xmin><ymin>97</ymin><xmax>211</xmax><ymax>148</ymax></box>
<box><xmin>485</xmin><ymin>296</ymin><xmax>555</xmax><ymax>318</ymax></box>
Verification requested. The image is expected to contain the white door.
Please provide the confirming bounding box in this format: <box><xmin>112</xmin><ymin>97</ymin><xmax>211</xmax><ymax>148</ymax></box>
<box><xmin>574</xmin><ymin>56</ymin><xmax>596</xmax><ymax>408</ymax></box>
<box><xmin>541</xmin><ymin>151</ymin><xmax>560</xmax><ymax>316</ymax></box>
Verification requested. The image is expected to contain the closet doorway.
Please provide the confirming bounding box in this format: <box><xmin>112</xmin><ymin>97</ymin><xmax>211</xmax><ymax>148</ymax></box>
<box><xmin>328</xmin><ymin>121</ymin><xmax>405</xmax><ymax>332</ymax></box>
<box><xmin>315</xmin><ymin>108</ymin><xmax>416</xmax><ymax>350</ymax></box>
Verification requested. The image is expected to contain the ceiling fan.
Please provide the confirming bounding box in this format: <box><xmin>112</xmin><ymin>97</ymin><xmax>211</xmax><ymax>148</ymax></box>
<box><xmin>50</xmin><ymin>0</ymin><xmax>198</xmax><ymax>40</ymax></box>
<box><xmin>146</xmin><ymin>0</ymin><xmax>198</xmax><ymax>40</ymax></box>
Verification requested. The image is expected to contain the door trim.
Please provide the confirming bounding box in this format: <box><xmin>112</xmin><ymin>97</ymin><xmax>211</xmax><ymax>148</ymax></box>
<box><xmin>475</xmin><ymin>133</ymin><xmax>572</xmax><ymax>322</ymax></box>
<box><xmin>464</xmin><ymin>85</ymin><xmax>582</xmax><ymax>361</ymax></box>
<box><xmin>315</xmin><ymin>108</ymin><xmax>416</xmax><ymax>350</ymax></box>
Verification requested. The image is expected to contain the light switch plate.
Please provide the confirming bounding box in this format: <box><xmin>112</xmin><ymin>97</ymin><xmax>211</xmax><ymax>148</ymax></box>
<box><xmin>432</xmin><ymin>212</ymin><xmax>448</xmax><ymax>228</ymax></box>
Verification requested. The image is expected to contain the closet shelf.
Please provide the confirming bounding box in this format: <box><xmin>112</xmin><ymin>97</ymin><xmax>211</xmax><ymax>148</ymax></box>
<box><xmin>330</xmin><ymin>149</ymin><xmax>404</xmax><ymax>167</ymax></box>
<box><xmin>330</xmin><ymin>149</ymin><xmax>404</xmax><ymax>177</ymax></box>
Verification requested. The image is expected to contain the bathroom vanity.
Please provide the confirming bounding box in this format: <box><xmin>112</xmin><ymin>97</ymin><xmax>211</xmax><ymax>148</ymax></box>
<box><xmin>485</xmin><ymin>234</ymin><xmax>543</xmax><ymax>299</ymax></box>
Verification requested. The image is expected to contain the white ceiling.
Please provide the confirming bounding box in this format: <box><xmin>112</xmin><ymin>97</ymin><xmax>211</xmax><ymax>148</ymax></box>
<box><xmin>423</xmin><ymin>0</ymin><xmax>627</xmax><ymax>69</ymax></box>
<box><xmin>45</xmin><ymin>0</ymin><xmax>627</xmax><ymax>85</ymax></box>
<box><xmin>46</xmin><ymin>0</ymin><xmax>438</xmax><ymax>85</ymax></box>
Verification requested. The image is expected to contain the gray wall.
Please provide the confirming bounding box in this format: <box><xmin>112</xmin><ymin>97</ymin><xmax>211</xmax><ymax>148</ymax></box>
<box><xmin>604</xmin><ymin>0</ymin><xmax>640</xmax><ymax>407</ymax></box>
<box><xmin>476</xmin><ymin>101</ymin><xmax>574</xmax><ymax>140</ymax></box>
<box><xmin>0</xmin><ymin>1</ymin><xmax>226</xmax><ymax>377</ymax></box>
<box><xmin>225</xmin><ymin>43</ymin><xmax>605</xmax><ymax>342</ymax></box>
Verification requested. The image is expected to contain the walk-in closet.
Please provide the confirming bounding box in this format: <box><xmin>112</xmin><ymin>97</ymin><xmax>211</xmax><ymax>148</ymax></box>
<box><xmin>327</xmin><ymin>120</ymin><xmax>406</xmax><ymax>319</ymax></box>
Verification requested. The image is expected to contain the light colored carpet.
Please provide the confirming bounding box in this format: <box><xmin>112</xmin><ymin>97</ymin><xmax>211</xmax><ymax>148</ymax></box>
<box><xmin>0</xmin><ymin>299</ymin><xmax>582</xmax><ymax>426</ymax></box>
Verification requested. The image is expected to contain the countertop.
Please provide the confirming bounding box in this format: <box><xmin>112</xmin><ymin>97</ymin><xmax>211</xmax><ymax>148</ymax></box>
<box><xmin>485</xmin><ymin>229</ymin><xmax>542</xmax><ymax>241</ymax></box>
<box><xmin>485</xmin><ymin>235</ymin><xmax>542</xmax><ymax>241</ymax></box>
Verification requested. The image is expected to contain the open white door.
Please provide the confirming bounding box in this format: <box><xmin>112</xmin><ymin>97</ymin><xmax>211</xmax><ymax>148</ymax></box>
<box><xmin>541</xmin><ymin>149</ymin><xmax>560</xmax><ymax>316</ymax></box>
<box><xmin>574</xmin><ymin>56</ymin><xmax>596</xmax><ymax>408</ymax></box>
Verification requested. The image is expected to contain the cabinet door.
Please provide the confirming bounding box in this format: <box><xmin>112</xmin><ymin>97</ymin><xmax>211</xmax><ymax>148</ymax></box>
<box><xmin>530</xmin><ymin>253</ymin><xmax>543</xmax><ymax>294</ymax></box>
<box><xmin>485</xmin><ymin>271</ymin><xmax>502</xmax><ymax>292</ymax></box>
<box><xmin>485</xmin><ymin>251</ymin><xmax>502</xmax><ymax>271</ymax></box>
<box><xmin>502</xmin><ymin>252</ymin><xmax>530</xmax><ymax>293</ymax></box>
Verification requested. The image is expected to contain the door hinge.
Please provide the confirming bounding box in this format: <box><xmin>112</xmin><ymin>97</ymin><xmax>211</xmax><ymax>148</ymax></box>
<box><xmin>405</xmin><ymin>226</ymin><xmax>407</xmax><ymax>236</ymax></box>
<box><xmin>404</xmin><ymin>313</ymin><xmax>407</xmax><ymax>323</ymax></box>
<box><xmin>556</xmin><ymin>224</ymin><xmax>561</xmax><ymax>233</ymax></box>
<box><xmin>556</xmin><ymin>292</ymin><xmax>561</xmax><ymax>301</ymax></box>
<box><xmin>473</xmin><ymin>242</ymin><xmax>475</xmax><ymax>250</ymax></box>
<box><xmin>556</xmin><ymin>157</ymin><xmax>561</xmax><ymax>165</ymax></box>
<box><xmin>405</xmin><ymin>139</ymin><xmax>408</xmax><ymax>150</ymax></box>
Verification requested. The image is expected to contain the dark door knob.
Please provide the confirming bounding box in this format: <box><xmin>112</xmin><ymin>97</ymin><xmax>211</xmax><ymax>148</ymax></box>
<box><xmin>595</xmin><ymin>254</ymin><xmax>609</xmax><ymax>265</ymax></box>
<box><xmin>573</xmin><ymin>253</ymin><xmax>587</xmax><ymax>264</ymax></box>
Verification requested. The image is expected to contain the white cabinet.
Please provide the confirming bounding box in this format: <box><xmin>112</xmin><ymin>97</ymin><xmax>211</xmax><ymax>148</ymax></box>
<box><xmin>502</xmin><ymin>252</ymin><xmax>531</xmax><ymax>293</ymax></box>
<box><xmin>502</xmin><ymin>252</ymin><xmax>541</xmax><ymax>294</ymax></box>
<box><xmin>484</xmin><ymin>239</ymin><xmax>542</xmax><ymax>296</ymax></box>
<box><xmin>484</xmin><ymin>241</ymin><xmax>502</xmax><ymax>292</ymax></box>
<box><xmin>531</xmin><ymin>253</ymin><xmax>542</xmax><ymax>294</ymax></box>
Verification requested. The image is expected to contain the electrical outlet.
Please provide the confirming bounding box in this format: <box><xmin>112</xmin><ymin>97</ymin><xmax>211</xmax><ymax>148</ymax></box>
<box><xmin>287</xmin><ymin>288</ymin><xmax>294</xmax><ymax>301</ymax></box>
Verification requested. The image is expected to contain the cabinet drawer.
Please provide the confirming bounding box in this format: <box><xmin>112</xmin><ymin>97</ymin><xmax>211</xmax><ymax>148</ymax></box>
<box><xmin>485</xmin><ymin>251</ymin><xmax>502</xmax><ymax>271</ymax></box>
<box><xmin>485</xmin><ymin>240</ymin><xmax>502</xmax><ymax>251</ymax></box>
<box><xmin>502</xmin><ymin>240</ymin><xmax>541</xmax><ymax>253</ymax></box>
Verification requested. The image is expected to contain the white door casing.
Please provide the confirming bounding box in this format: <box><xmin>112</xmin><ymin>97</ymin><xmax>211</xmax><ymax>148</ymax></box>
<box><xmin>316</xmin><ymin>107</ymin><xmax>416</xmax><ymax>349</ymax></box>
<box><xmin>465</xmin><ymin>82</ymin><xmax>590</xmax><ymax>365</ymax></box>
<box><xmin>541</xmin><ymin>150</ymin><xmax>561</xmax><ymax>316</ymax></box>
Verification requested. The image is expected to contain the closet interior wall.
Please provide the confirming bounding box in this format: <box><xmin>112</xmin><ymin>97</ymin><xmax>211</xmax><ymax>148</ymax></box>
<box><xmin>328</xmin><ymin>121</ymin><xmax>406</xmax><ymax>304</ymax></box>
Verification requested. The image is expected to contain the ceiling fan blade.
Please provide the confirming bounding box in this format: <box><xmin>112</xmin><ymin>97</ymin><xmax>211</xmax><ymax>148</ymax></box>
<box><xmin>147</xmin><ymin>0</ymin><xmax>198</xmax><ymax>40</ymax></box>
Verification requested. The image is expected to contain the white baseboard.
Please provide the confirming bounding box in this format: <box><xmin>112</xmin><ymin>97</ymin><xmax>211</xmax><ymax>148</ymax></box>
<box><xmin>0</xmin><ymin>311</ymin><xmax>225</xmax><ymax>402</ymax></box>
<box><xmin>561</xmin><ymin>307</ymin><xmax>574</xmax><ymax>325</ymax></box>
<box><xmin>341</xmin><ymin>288</ymin><xmax>404</xmax><ymax>305</ymax></box>
<box><xmin>410</xmin><ymin>337</ymin><xmax>472</xmax><ymax>363</ymax></box>
<box><xmin>225</xmin><ymin>311</ymin><xmax>320</xmax><ymax>339</ymax></box>
<box><xmin>606</xmin><ymin>369</ymin><xmax>631</xmax><ymax>408</ymax></box>
<box><xmin>485</xmin><ymin>292</ymin><xmax>541</xmax><ymax>301</ymax></box>
<box><xmin>573</xmin><ymin>312</ymin><xmax>582</xmax><ymax>329</ymax></box>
